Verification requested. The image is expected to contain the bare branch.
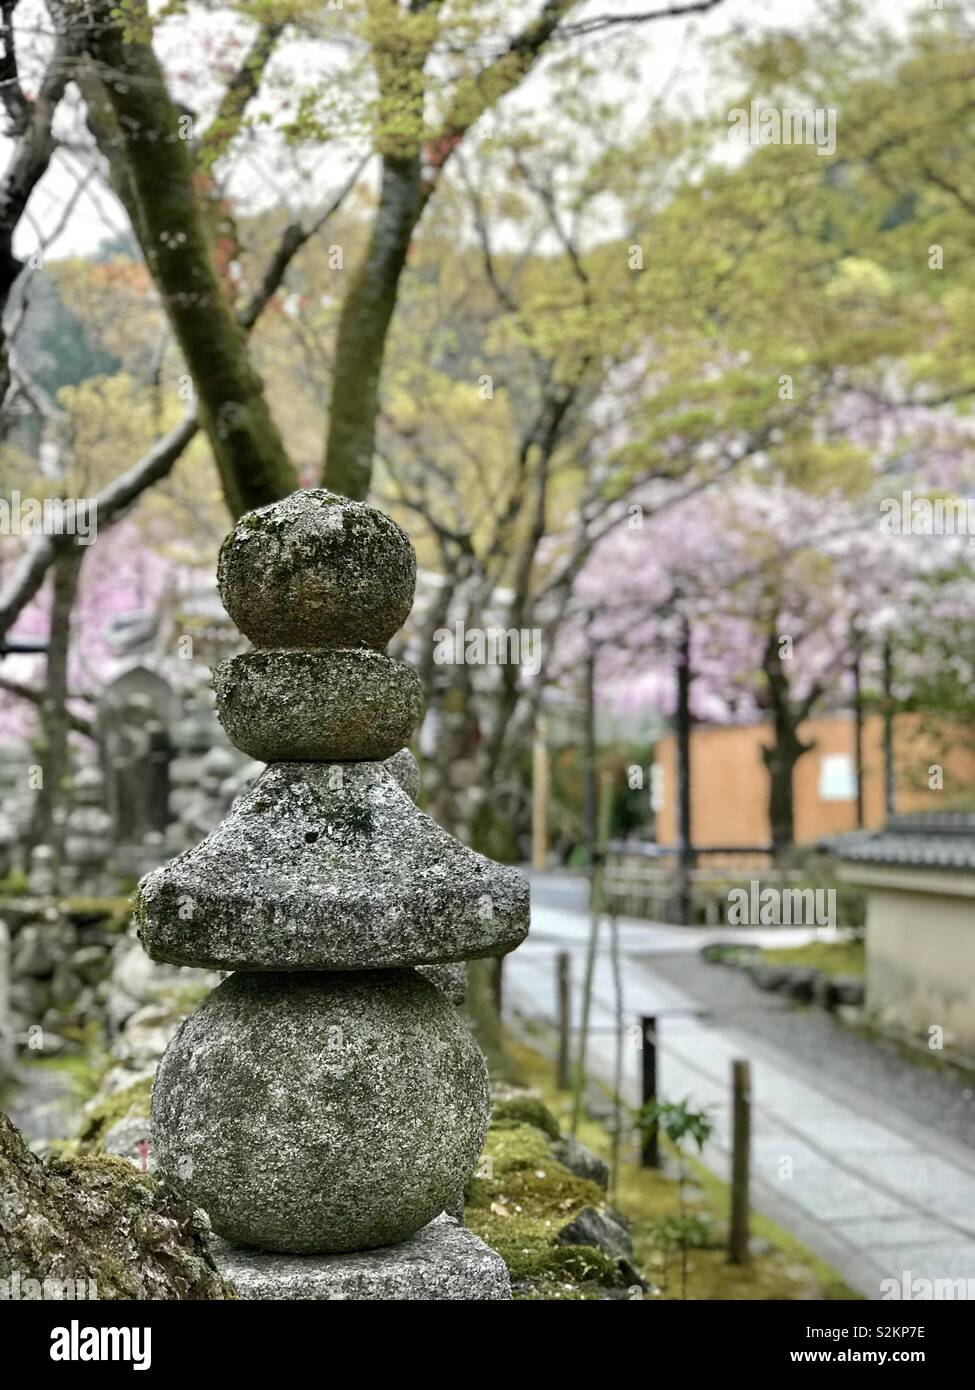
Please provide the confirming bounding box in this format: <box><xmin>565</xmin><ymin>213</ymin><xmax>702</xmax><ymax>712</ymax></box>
<box><xmin>238</xmin><ymin>155</ymin><xmax>369</xmax><ymax>330</ymax></box>
<box><xmin>0</xmin><ymin>139</ymin><xmax>358</xmax><ymax>638</ymax></box>
<box><xmin>0</xmin><ymin>673</ymin><xmax>92</xmax><ymax>736</ymax></box>
<box><xmin>0</xmin><ymin>28</ymin><xmax>72</xmax><ymax>301</ymax></box>
<box><xmin>0</xmin><ymin>413</ymin><xmax>198</xmax><ymax>640</ymax></box>
<box><xmin>0</xmin><ymin>0</ymin><xmax>30</xmax><ymax>134</ymax></box>
<box><xmin>556</xmin><ymin>1</ymin><xmax>727</xmax><ymax>39</ymax></box>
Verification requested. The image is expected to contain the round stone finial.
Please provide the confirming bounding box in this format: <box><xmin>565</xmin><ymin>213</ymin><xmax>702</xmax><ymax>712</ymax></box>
<box><xmin>217</xmin><ymin>489</ymin><xmax>416</xmax><ymax>651</ymax></box>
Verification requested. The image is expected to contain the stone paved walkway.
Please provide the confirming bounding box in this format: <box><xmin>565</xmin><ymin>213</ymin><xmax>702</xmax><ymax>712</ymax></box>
<box><xmin>505</xmin><ymin>872</ymin><xmax>975</xmax><ymax>1299</ymax></box>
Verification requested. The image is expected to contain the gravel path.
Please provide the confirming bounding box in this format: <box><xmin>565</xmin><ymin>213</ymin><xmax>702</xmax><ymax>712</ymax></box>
<box><xmin>508</xmin><ymin>876</ymin><xmax>975</xmax><ymax>1298</ymax></box>
<box><xmin>646</xmin><ymin>951</ymin><xmax>975</xmax><ymax>1152</ymax></box>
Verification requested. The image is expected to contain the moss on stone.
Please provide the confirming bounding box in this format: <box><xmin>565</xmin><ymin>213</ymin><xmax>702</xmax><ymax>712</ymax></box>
<box><xmin>491</xmin><ymin>1095</ymin><xmax>561</xmax><ymax>1140</ymax></box>
<box><xmin>466</xmin><ymin>1119</ymin><xmax>629</xmax><ymax>1300</ymax></box>
<box><xmin>761</xmin><ymin>938</ymin><xmax>865</xmax><ymax>978</ymax></box>
<box><xmin>477</xmin><ymin>1121</ymin><xmax>553</xmax><ymax>1177</ymax></box>
<box><xmin>22</xmin><ymin>1029</ymin><xmax>109</xmax><ymax>1106</ymax></box>
<box><xmin>0</xmin><ymin>894</ymin><xmax>131</xmax><ymax>930</ymax></box>
<box><xmin>78</xmin><ymin>1076</ymin><xmax>153</xmax><ymax>1151</ymax></box>
<box><xmin>506</xmin><ymin>1038</ymin><xmax>861</xmax><ymax>1301</ymax></box>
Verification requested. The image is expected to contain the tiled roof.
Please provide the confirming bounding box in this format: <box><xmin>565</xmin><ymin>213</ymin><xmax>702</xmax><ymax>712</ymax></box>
<box><xmin>826</xmin><ymin>812</ymin><xmax>975</xmax><ymax>870</ymax></box>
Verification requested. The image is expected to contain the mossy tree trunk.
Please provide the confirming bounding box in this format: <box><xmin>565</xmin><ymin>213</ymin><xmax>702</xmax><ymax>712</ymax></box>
<box><xmin>77</xmin><ymin>0</ymin><xmax>297</xmax><ymax>518</ymax></box>
<box><xmin>321</xmin><ymin>0</ymin><xmax>578</xmax><ymax>500</ymax></box>
<box><xmin>466</xmin><ymin>958</ymin><xmax>514</xmax><ymax>1079</ymax></box>
<box><xmin>0</xmin><ymin>1109</ymin><xmax>234</xmax><ymax>1298</ymax></box>
<box><xmin>324</xmin><ymin>153</ymin><xmax>425</xmax><ymax>501</ymax></box>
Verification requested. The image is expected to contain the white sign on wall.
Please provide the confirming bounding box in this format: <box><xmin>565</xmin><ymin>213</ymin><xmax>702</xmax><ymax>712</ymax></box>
<box><xmin>819</xmin><ymin>753</ymin><xmax>857</xmax><ymax>801</ymax></box>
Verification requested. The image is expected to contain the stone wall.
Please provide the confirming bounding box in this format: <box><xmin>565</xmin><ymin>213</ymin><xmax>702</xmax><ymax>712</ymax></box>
<box><xmin>0</xmin><ymin>917</ymin><xmax>12</xmax><ymax>1086</ymax></box>
<box><xmin>858</xmin><ymin>869</ymin><xmax>975</xmax><ymax>1055</ymax></box>
<box><xmin>1</xmin><ymin>897</ymin><xmax>131</xmax><ymax>1054</ymax></box>
<box><xmin>0</xmin><ymin>680</ymin><xmax>259</xmax><ymax>898</ymax></box>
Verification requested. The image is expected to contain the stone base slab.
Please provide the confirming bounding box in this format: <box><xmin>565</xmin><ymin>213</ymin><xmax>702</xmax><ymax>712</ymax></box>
<box><xmin>210</xmin><ymin>1214</ymin><xmax>511</xmax><ymax>1300</ymax></box>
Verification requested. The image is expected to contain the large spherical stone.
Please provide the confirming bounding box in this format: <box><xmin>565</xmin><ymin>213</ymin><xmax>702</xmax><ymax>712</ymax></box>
<box><xmin>213</xmin><ymin>649</ymin><xmax>423</xmax><ymax>762</ymax></box>
<box><xmin>218</xmin><ymin>489</ymin><xmax>416</xmax><ymax>651</ymax></box>
<box><xmin>150</xmin><ymin>969</ymin><xmax>489</xmax><ymax>1254</ymax></box>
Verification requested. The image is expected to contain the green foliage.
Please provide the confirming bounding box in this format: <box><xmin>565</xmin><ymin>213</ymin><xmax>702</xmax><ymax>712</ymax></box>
<box><xmin>651</xmin><ymin>1212</ymin><xmax>713</xmax><ymax>1253</ymax></box>
<box><xmin>637</xmin><ymin>1099</ymin><xmax>713</xmax><ymax>1155</ymax></box>
<box><xmin>761</xmin><ymin>938</ymin><xmax>865</xmax><ymax>978</ymax></box>
<box><xmin>636</xmin><ymin>1097</ymin><xmax>713</xmax><ymax>1298</ymax></box>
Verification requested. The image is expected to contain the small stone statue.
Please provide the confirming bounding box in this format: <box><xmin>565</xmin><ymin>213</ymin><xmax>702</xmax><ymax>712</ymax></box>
<box><xmin>136</xmin><ymin>491</ymin><xmax>528</xmax><ymax>1280</ymax></box>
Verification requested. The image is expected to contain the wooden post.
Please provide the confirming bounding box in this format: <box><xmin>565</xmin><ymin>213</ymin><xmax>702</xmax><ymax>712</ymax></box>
<box><xmin>674</xmin><ymin>610</ymin><xmax>694</xmax><ymax>924</ymax></box>
<box><xmin>609</xmin><ymin>915</ymin><xmax>623</xmax><ymax>1201</ymax></box>
<box><xmin>556</xmin><ymin>951</ymin><xmax>571</xmax><ymax>1090</ymax></box>
<box><xmin>640</xmin><ymin>1015</ymin><xmax>658</xmax><ymax>1168</ymax></box>
<box><xmin>570</xmin><ymin>771</ymin><xmax>614</xmax><ymax>1136</ymax></box>
<box><xmin>729</xmin><ymin>1058</ymin><xmax>751</xmax><ymax>1263</ymax></box>
<box><xmin>532</xmin><ymin>716</ymin><xmax>550</xmax><ymax>872</ymax></box>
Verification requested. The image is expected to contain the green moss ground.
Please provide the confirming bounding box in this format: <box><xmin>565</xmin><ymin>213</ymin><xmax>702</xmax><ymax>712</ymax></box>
<box><xmin>491</xmin><ymin>1039</ymin><xmax>858</xmax><ymax>1301</ymax></box>
<box><xmin>761</xmin><ymin>938</ymin><xmax>865</xmax><ymax>977</ymax></box>
<box><xmin>465</xmin><ymin>1114</ymin><xmax>630</xmax><ymax>1299</ymax></box>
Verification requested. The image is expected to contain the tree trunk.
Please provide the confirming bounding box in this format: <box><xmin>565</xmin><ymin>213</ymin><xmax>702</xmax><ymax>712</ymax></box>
<box><xmin>761</xmin><ymin>634</ymin><xmax>815</xmax><ymax>863</ymax></box>
<box><xmin>0</xmin><ymin>1109</ymin><xmax>233</xmax><ymax>1298</ymax></box>
<box><xmin>465</xmin><ymin>958</ymin><xmax>511</xmax><ymax>1078</ymax></box>
<box><xmin>323</xmin><ymin>155</ymin><xmax>424</xmax><ymax>499</ymax></box>
<box><xmin>80</xmin><ymin>1</ymin><xmax>297</xmax><ymax>518</ymax></box>
<box><xmin>851</xmin><ymin>624</ymin><xmax>864</xmax><ymax>828</ymax></box>
<box><xmin>583</xmin><ymin>612</ymin><xmax>597</xmax><ymax>861</ymax></box>
<box><xmin>27</xmin><ymin>545</ymin><xmax>83</xmax><ymax>858</ymax></box>
<box><xmin>762</xmin><ymin>735</ymin><xmax>807</xmax><ymax>862</ymax></box>
<box><xmin>883</xmin><ymin>635</ymin><xmax>896</xmax><ymax>818</ymax></box>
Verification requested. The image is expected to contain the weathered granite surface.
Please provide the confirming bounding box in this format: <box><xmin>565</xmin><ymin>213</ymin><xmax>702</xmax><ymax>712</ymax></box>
<box><xmin>136</xmin><ymin>762</ymin><xmax>529</xmax><ymax>971</ymax></box>
<box><xmin>214</xmin><ymin>648</ymin><xmax>423</xmax><ymax>762</ymax></box>
<box><xmin>151</xmin><ymin>969</ymin><xmax>489</xmax><ymax>1253</ymax></box>
<box><xmin>217</xmin><ymin>489</ymin><xmax>416</xmax><ymax>650</ymax></box>
<box><xmin>417</xmin><ymin>962</ymin><xmax>468</xmax><ymax>1006</ymax></box>
<box><xmin>210</xmin><ymin>1214</ymin><xmax>511</xmax><ymax>1300</ymax></box>
<box><xmin>146</xmin><ymin>489</ymin><xmax>525</xmax><ymax>1282</ymax></box>
<box><xmin>384</xmin><ymin>747</ymin><xmax>421</xmax><ymax>802</ymax></box>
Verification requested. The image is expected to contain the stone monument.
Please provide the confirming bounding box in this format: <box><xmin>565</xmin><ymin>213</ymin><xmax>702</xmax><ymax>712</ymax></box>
<box><xmin>135</xmin><ymin>489</ymin><xmax>529</xmax><ymax>1298</ymax></box>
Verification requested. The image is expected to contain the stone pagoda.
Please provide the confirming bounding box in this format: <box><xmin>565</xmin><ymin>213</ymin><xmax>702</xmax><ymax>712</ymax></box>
<box><xmin>135</xmin><ymin>489</ymin><xmax>529</xmax><ymax>1298</ymax></box>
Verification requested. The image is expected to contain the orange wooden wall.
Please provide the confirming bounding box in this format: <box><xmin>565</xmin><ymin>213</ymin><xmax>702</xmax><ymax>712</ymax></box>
<box><xmin>653</xmin><ymin>714</ymin><xmax>975</xmax><ymax>847</ymax></box>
